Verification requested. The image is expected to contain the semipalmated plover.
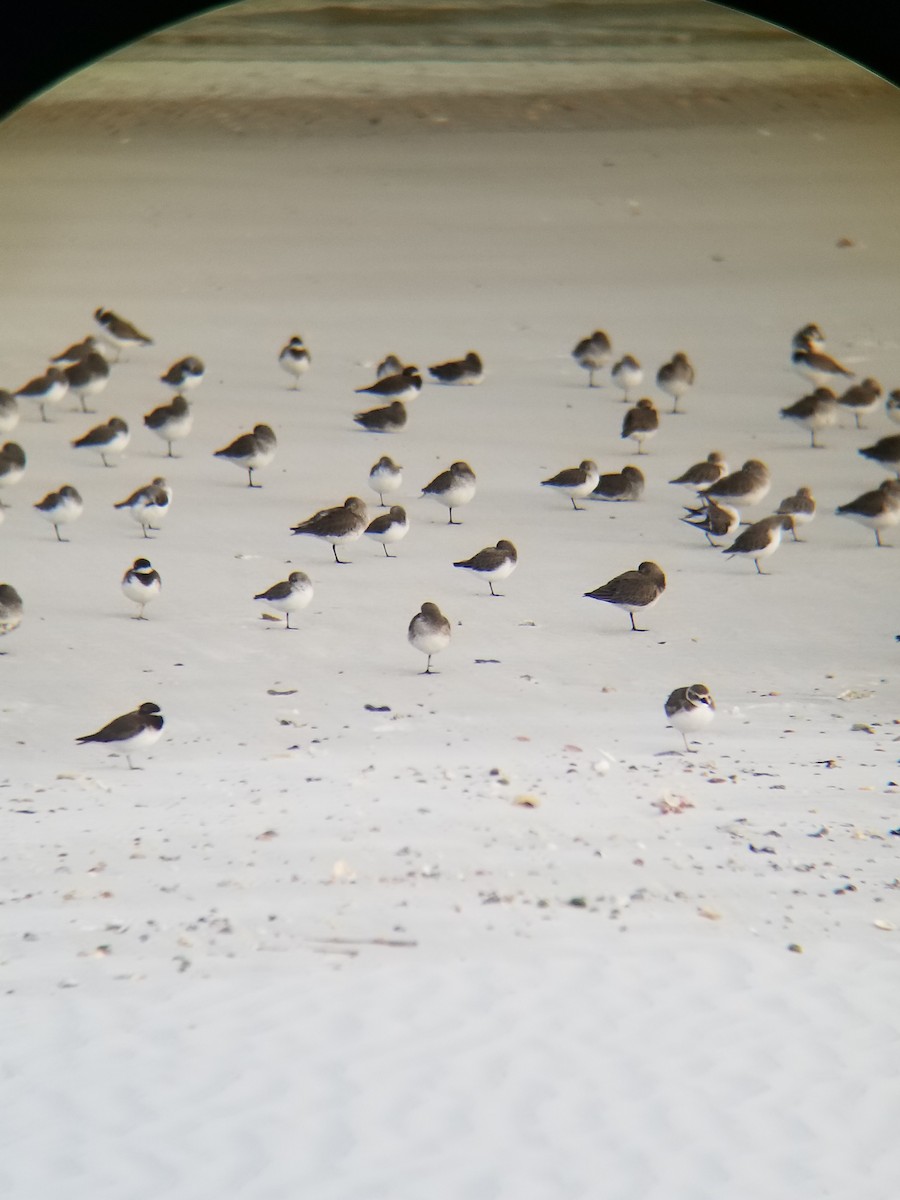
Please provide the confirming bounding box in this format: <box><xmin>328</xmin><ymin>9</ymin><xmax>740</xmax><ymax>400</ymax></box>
<box><xmin>279</xmin><ymin>336</ymin><xmax>310</xmax><ymax>388</ymax></box>
<box><xmin>93</xmin><ymin>308</ymin><xmax>153</xmax><ymax>359</ymax></box>
<box><xmin>792</xmin><ymin>346</ymin><xmax>853</xmax><ymax>389</ymax></box>
<box><xmin>665</xmin><ymin>684</ymin><xmax>715</xmax><ymax>753</ymax></box>
<box><xmin>76</xmin><ymin>701</ymin><xmax>163</xmax><ymax>770</ymax></box>
<box><xmin>121</xmin><ymin>557</ymin><xmax>161</xmax><ymax>619</ymax></box>
<box><xmin>792</xmin><ymin>323</ymin><xmax>825</xmax><ymax>353</ymax></box>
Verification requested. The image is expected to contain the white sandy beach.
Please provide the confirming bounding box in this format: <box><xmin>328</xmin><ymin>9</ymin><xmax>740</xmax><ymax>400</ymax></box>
<box><xmin>1</xmin><ymin>10</ymin><xmax>900</xmax><ymax>1196</ymax></box>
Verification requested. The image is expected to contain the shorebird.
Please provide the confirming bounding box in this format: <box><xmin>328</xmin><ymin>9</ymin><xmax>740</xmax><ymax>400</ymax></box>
<box><xmin>621</xmin><ymin>398</ymin><xmax>659</xmax><ymax>454</ymax></box>
<box><xmin>50</xmin><ymin>335</ymin><xmax>105</xmax><ymax>366</ymax></box>
<box><xmin>214</xmin><ymin>424</ymin><xmax>276</xmax><ymax>487</ymax></box>
<box><xmin>368</xmin><ymin>455</ymin><xmax>402</xmax><ymax>506</ymax></box>
<box><xmin>791</xmin><ymin>345</ymin><xmax>853</xmax><ymax>390</ymax></box>
<box><xmin>290</xmin><ymin>496</ymin><xmax>368</xmax><ymax>563</ymax></box>
<box><xmin>114</xmin><ymin>477</ymin><xmax>171</xmax><ymax>538</ymax></box>
<box><xmin>792</xmin><ymin>323</ymin><xmax>825</xmax><ymax>353</ymax></box>
<box><xmin>665</xmin><ymin>684</ymin><xmax>716</xmax><ymax>753</ymax></box>
<box><xmin>541</xmin><ymin>459</ymin><xmax>600</xmax><ymax>510</ymax></box>
<box><xmin>421</xmin><ymin>461</ymin><xmax>476</xmax><ymax>524</ymax></box>
<box><xmin>428</xmin><ymin>351</ymin><xmax>484</xmax><ymax>385</ymax></box>
<box><xmin>14</xmin><ymin>367</ymin><xmax>68</xmax><ymax>422</ymax></box>
<box><xmin>453</xmin><ymin>539</ymin><xmax>517</xmax><ymax>596</ymax></box>
<box><xmin>0</xmin><ymin>390</ymin><xmax>19</xmax><ymax>434</ymax></box>
<box><xmin>355</xmin><ymin>365</ymin><xmax>422</xmax><ymax>402</ymax></box>
<box><xmin>669</xmin><ymin>451</ymin><xmax>728</xmax><ymax>491</ymax></box>
<box><xmin>93</xmin><ymin>308</ymin><xmax>153</xmax><ymax>359</ymax></box>
<box><xmin>63</xmin><ymin>351</ymin><xmax>110</xmax><ymax>413</ymax></box>
<box><xmin>887</xmin><ymin>391</ymin><xmax>900</xmax><ymax>426</ymax></box>
<box><xmin>279</xmin><ymin>336</ymin><xmax>310</xmax><ymax>388</ymax></box>
<box><xmin>837</xmin><ymin>378</ymin><xmax>882</xmax><ymax>429</ymax></box>
<box><xmin>34</xmin><ymin>485</ymin><xmax>83</xmax><ymax>542</ymax></box>
<box><xmin>376</xmin><ymin>354</ymin><xmax>404</xmax><ymax>379</ymax></box>
<box><xmin>859</xmin><ymin>434</ymin><xmax>900</xmax><ymax>479</ymax></box>
<box><xmin>590</xmin><ymin>464</ymin><xmax>645</xmax><ymax>502</ymax></box>
<box><xmin>572</xmin><ymin>330</ymin><xmax>612</xmax><ymax>386</ymax></box>
<box><xmin>780</xmin><ymin>388</ymin><xmax>839</xmax><ymax>448</ymax></box>
<box><xmin>681</xmin><ymin>496</ymin><xmax>740</xmax><ymax>547</ymax></box>
<box><xmin>703</xmin><ymin>459</ymin><xmax>770</xmax><ymax>511</ymax></box>
<box><xmin>408</xmin><ymin>601</ymin><xmax>451</xmax><ymax>673</ymax></box>
<box><xmin>656</xmin><ymin>352</ymin><xmax>695</xmax><ymax>414</ymax></box>
<box><xmin>353</xmin><ymin>399</ymin><xmax>407</xmax><ymax>433</ymax></box>
<box><xmin>144</xmin><ymin>394</ymin><xmax>193</xmax><ymax>457</ymax></box>
<box><xmin>610</xmin><ymin>355</ymin><xmax>643</xmax><ymax>403</ymax></box>
<box><xmin>584</xmin><ymin>561</ymin><xmax>666</xmax><ymax>632</ymax></box>
<box><xmin>364</xmin><ymin>506</ymin><xmax>409</xmax><ymax>558</ymax></box>
<box><xmin>836</xmin><ymin>480</ymin><xmax>900</xmax><ymax>547</ymax></box>
<box><xmin>121</xmin><ymin>558</ymin><xmax>161</xmax><ymax>619</ymax></box>
<box><xmin>723</xmin><ymin>514</ymin><xmax>793</xmax><ymax>574</ymax></box>
<box><xmin>0</xmin><ymin>443</ymin><xmax>26</xmax><ymax>503</ymax></box>
<box><xmin>775</xmin><ymin>486</ymin><xmax>816</xmax><ymax>540</ymax></box>
<box><xmin>160</xmin><ymin>356</ymin><xmax>205</xmax><ymax>392</ymax></box>
<box><xmin>254</xmin><ymin>570</ymin><xmax>313</xmax><ymax>629</ymax></box>
<box><xmin>0</xmin><ymin>583</ymin><xmax>23</xmax><ymax>642</ymax></box>
<box><xmin>72</xmin><ymin>416</ymin><xmax>129</xmax><ymax>467</ymax></box>
<box><xmin>76</xmin><ymin>701</ymin><xmax>164</xmax><ymax>770</ymax></box>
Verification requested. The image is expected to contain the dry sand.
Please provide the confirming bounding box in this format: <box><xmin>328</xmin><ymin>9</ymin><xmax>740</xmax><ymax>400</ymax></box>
<box><xmin>1</xmin><ymin>23</ymin><xmax>899</xmax><ymax>1199</ymax></box>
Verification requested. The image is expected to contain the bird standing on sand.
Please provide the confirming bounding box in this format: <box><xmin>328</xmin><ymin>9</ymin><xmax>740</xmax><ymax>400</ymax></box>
<box><xmin>279</xmin><ymin>336</ymin><xmax>310</xmax><ymax>388</ymax></box>
<box><xmin>656</xmin><ymin>352</ymin><xmax>694</xmax><ymax>414</ymax></box>
<box><xmin>780</xmin><ymin>388</ymin><xmax>839</xmax><ymax>448</ymax></box>
<box><xmin>775</xmin><ymin>486</ymin><xmax>816</xmax><ymax>540</ymax></box>
<box><xmin>34</xmin><ymin>485</ymin><xmax>83</xmax><ymax>542</ymax></box>
<box><xmin>14</xmin><ymin>367</ymin><xmax>68</xmax><ymax>422</ymax></box>
<box><xmin>63</xmin><ymin>352</ymin><xmax>110</xmax><ymax>413</ymax></box>
<box><xmin>572</xmin><ymin>330</ymin><xmax>612</xmax><ymax>386</ymax></box>
<box><xmin>364</xmin><ymin>506</ymin><xmax>409</xmax><ymax>558</ymax></box>
<box><xmin>622</xmin><ymin>398</ymin><xmax>659</xmax><ymax>454</ymax></box>
<box><xmin>836</xmin><ymin>480</ymin><xmax>900</xmax><ymax>547</ymax></box>
<box><xmin>428</xmin><ymin>351</ymin><xmax>484</xmax><ymax>385</ymax></box>
<box><xmin>723</xmin><ymin>514</ymin><xmax>793</xmax><ymax>574</ymax></box>
<box><xmin>368</xmin><ymin>455</ymin><xmax>402</xmax><ymax>506</ymax></box>
<box><xmin>254</xmin><ymin>570</ymin><xmax>313</xmax><ymax>629</ymax></box>
<box><xmin>703</xmin><ymin>459</ymin><xmax>770</xmax><ymax>511</ymax></box>
<box><xmin>214</xmin><ymin>424</ymin><xmax>276</xmax><ymax>487</ymax></box>
<box><xmin>584</xmin><ymin>561</ymin><xmax>666</xmax><ymax>632</ymax></box>
<box><xmin>114</xmin><ymin>477</ymin><xmax>171</xmax><ymax>538</ymax></box>
<box><xmin>665</xmin><ymin>684</ymin><xmax>715</xmax><ymax>753</ymax></box>
<box><xmin>76</xmin><ymin>701</ymin><xmax>164</xmax><ymax>770</ymax></box>
<box><xmin>669</xmin><ymin>451</ymin><xmax>727</xmax><ymax>492</ymax></box>
<box><xmin>72</xmin><ymin>416</ymin><xmax>130</xmax><ymax>467</ymax></box>
<box><xmin>611</xmin><ymin>355</ymin><xmax>643</xmax><ymax>403</ymax></box>
<box><xmin>541</xmin><ymin>459</ymin><xmax>600</xmax><ymax>510</ymax></box>
<box><xmin>353</xmin><ymin>399</ymin><xmax>407</xmax><ymax>433</ymax></box>
<box><xmin>838</xmin><ymin>378</ymin><xmax>882</xmax><ymax>429</ymax></box>
<box><xmin>859</xmin><ymin>434</ymin><xmax>900</xmax><ymax>479</ymax></box>
<box><xmin>0</xmin><ymin>443</ymin><xmax>27</xmax><ymax>503</ymax></box>
<box><xmin>0</xmin><ymin>391</ymin><xmax>19</xmax><ymax>434</ymax></box>
<box><xmin>291</xmin><ymin>497</ymin><xmax>368</xmax><ymax>564</ymax></box>
<box><xmin>681</xmin><ymin>496</ymin><xmax>740</xmax><ymax>547</ymax></box>
<box><xmin>161</xmin><ymin>356</ymin><xmax>205</xmax><ymax>392</ymax></box>
<box><xmin>121</xmin><ymin>558</ymin><xmax>161</xmax><ymax>619</ymax></box>
<box><xmin>144</xmin><ymin>394</ymin><xmax>193</xmax><ymax>457</ymax></box>
<box><xmin>0</xmin><ymin>583</ymin><xmax>23</xmax><ymax>641</ymax></box>
<box><xmin>422</xmin><ymin>461</ymin><xmax>476</xmax><ymax>524</ymax></box>
<box><xmin>355</xmin><ymin>365</ymin><xmax>422</xmax><ymax>403</ymax></box>
<box><xmin>376</xmin><ymin>354</ymin><xmax>404</xmax><ymax>379</ymax></box>
<box><xmin>792</xmin><ymin>323</ymin><xmax>825</xmax><ymax>353</ymax></box>
<box><xmin>93</xmin><ymin>308</ymin><xmax>153</xmax><ymax>359</ymax></box>
<box><xmin>886</xmin><ymin>391</ymin><xmax>900</xmax><ymax>426</ymax></box>
<box><xmin>408</xmin><ymin>602</ymin><xmax>451</xmax><ymax>673</ymax></box>
<box><xmin>791</xmin><ymin>345</ymin><xmax>853</xmax><ymax>390</ymax></box>
<box><xmin>453</xmin><ymin>539</ymin><xmax>517</xmax><ymax>596</ymax></box>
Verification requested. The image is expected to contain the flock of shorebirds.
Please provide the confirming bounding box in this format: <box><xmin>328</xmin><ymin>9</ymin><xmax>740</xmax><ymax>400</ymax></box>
<box><xmin>1</xmin><ymin>310</ymin><xmax>899</xmax><ymax>765</ymax></box>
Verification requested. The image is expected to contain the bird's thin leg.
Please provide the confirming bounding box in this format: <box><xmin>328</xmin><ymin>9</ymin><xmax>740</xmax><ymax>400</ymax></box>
<box><xmin>629</xmin><ymin>613</ymin><xmax>647</xmax><ymax>633</ymax></box>
<box><xmin>682</xmin><ymin>732</ymin><xmax>693</xmax><ymax>754</ymax></box>
<box><xmin>167</xmin><ymin>443</ymin><xmax>175</xmax><ymax>458</ymax></box>
<box><xmin>448</xmin><ymin>510</ymin><xmax>460</xmax><ymax>525</ymax></box>
<box><xmin>39</xmin><ymin>403</ymin><xmax>48</xmax><ymax>422</ymax></box>
<box><xmin>382</xmin><ymin>544</ymin><xmax>394</xmax><ymax>559</ymax></box>
<box><xmin>54</xmin><ymin>525</ymin><xmax>65</xmax><ymax>543</ymax></box>
<box><xmin>875</xmin><ymin>530</ymin><xmax>884</xmax><ymax>548</ymax></box>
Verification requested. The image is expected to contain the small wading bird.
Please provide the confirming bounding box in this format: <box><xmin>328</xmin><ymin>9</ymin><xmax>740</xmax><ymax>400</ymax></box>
<box><xmin>76</xmin><ymin>701</ymin><xmax>164</xmax><ymax>770</ymax></box>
